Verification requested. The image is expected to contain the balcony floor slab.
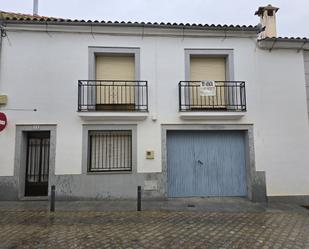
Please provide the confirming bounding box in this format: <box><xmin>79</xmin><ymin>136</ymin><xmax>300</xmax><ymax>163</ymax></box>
<box><xmin>179</xmin><ymin>112</ymin><xmax>245</xmax><ymax>120</ymax></box>
<box><xmin>78</xmin><ymin>112</ymin><xmax>148</xmax><ymax>121</ymax></box>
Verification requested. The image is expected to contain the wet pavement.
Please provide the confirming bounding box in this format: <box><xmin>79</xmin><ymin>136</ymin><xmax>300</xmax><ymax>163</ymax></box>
<box><xmin>0</xmin><ymin>199</ymin><xmax>308</xmax><ymax>249</ymax></box>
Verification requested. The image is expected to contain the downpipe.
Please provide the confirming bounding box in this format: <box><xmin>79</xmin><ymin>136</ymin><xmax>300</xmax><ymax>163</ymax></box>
<box><xmin>0</xmin><ymin>20</ymin><xmax>6</xmax><ymax>86</ymax></box>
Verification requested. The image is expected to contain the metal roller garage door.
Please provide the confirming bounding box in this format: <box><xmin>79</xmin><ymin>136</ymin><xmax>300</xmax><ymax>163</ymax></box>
<box><xmin>167</xmin><ymin>130</ymin><xmax>247</xmax><ymax>197</ymax></box>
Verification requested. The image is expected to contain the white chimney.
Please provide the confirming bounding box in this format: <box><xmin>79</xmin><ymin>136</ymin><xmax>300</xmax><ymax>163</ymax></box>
<box><xmin>255</xmin><ymin>4</ymin><xmax>279</xmax><ymax>39</ymax></box>
<box><xmin>33</xmin><ymin>0</ymin><xmax>39</xmax><ymax>16</ymax></box>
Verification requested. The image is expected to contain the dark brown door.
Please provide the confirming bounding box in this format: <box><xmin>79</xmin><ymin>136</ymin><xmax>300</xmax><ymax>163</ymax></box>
<box><xmin>25</xmin><ymin>131</ymin><xmax>50</xmax><ymax>196</ymax></box>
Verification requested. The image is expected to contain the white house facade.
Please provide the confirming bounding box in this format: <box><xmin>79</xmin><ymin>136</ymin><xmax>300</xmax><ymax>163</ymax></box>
<box><xmin>0</xmin><ymin>5</ymin><xmax>308</xmax><ymax>203</ymax></box>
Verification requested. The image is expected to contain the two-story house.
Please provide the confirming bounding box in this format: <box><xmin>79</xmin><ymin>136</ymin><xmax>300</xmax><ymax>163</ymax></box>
<box><xmin>0</xmin><ymin>5</ymin><xmax>308</xmax><ymax>204</ymax></box>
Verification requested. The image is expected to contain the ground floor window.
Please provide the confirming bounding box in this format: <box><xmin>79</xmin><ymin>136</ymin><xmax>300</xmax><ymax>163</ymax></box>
<box><xmin>88</xmin><ymin>130</ymin><xmax>132</xmax><ymax>172</ymax></box>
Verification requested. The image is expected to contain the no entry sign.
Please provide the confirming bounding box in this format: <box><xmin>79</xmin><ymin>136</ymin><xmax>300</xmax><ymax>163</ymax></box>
<box><xmin>0</xmin><ymin>112</ymin><xmax>7</xmax><ymax>132</ymax></box>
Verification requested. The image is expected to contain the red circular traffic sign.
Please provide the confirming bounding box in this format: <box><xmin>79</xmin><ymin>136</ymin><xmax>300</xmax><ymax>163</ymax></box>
<box><xmin>0</xmin><ymin>112</ymin><xmax>7</xmax><ymax>132</ymax></box>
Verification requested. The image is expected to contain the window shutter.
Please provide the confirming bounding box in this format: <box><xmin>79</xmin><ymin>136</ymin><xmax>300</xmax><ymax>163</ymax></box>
<box><xmin>95</xmin><ymin>55</ymin><xmax>135</xmax><ymax>105</ymax></box>
<box><xmin>96</xmin><ymin>55</ymin><xmax>135</xmax><ymax>80</ymax></box>
<box><xmin>190</xmin><ymin>56</ymin><xmax>226</xmax><ymax>108</ymax></box>
<box><xmin>190</xmin><ymin>57</ymin><xmax>226</xmax><ymax>81</ymax></box>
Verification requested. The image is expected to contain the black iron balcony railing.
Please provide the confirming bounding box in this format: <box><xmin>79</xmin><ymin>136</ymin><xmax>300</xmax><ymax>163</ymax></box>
<box><xmin>78</xmin><ymin>80</ymin><xmax>148</xmax><ymax>112</ymax></box>
<box><xmin>179</xmin><ymin>81</ymin><xmax>246</xmax><ymax>111</ymax></box>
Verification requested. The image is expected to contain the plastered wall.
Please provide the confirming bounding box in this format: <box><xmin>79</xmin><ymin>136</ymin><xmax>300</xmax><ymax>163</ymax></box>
<box><xmin>0</xmin><ymin>29</ymin><xmax>308</xmax><ymax>196</ymax></box>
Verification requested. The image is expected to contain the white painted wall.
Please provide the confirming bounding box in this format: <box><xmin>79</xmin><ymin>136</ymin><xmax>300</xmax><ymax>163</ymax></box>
<box><xmin>0</xmin><ymin>26</ymin><xmax>308</xmax><ymax>196</ymax></box>
<box><xmin>254</xmin><ymin>49</ymin><xmax>309</xmax><ymax>196</ymax></box>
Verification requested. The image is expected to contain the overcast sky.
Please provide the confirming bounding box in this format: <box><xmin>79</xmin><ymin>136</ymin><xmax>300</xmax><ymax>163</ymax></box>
<box><xmin>0</xmin><ymin>0</ymin><xmax>308</xmax><ymax>37</ymax></box>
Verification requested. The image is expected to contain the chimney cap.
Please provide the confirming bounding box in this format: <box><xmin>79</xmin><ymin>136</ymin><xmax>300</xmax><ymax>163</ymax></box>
<box><xmin>255</xmin><ymin>4</ymin><xmax>279</xmax><ymax>16</ymax></box>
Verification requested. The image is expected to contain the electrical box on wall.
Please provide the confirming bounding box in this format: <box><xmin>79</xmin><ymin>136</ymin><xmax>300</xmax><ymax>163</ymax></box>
<box><xmin>146</xmin><ymin>150</ymin><xmax>155</xmax><ymax>159</ymax></box>
<box><xmin>0</xmin><ymin>95</ymin><xmax>8</xmax><ymax>105</ymax></box>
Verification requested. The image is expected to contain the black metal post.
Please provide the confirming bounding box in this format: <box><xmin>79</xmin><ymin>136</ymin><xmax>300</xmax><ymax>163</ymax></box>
<box><xmin>137</xmin><ymin>185</ymin><xmax>142</xmax><ymax>211</ymax></box>
<box><xmin>50</xmin><ymin>185</ymin><xmax>55</xmax><ymax>212</ymax></box>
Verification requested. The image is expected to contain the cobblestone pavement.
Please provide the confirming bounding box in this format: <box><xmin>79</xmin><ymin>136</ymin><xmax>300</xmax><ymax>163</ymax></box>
<box><xmin>0</xmin><ymin>209</ymin><xmax>308</xmax><ymax>249</ymax></box>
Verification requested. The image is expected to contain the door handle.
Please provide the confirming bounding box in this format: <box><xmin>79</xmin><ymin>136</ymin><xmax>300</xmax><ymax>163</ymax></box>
<box><xmin>197</xmin><ymin>160</ymin><xmax>203</xmax><ymax>165</ymax></box>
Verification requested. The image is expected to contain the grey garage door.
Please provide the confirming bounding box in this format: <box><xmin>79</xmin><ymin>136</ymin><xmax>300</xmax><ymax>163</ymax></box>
<box><xmin>167</xmin><ymin>130</ymin><xmax>247</xmax><ymax>197</ymax></box>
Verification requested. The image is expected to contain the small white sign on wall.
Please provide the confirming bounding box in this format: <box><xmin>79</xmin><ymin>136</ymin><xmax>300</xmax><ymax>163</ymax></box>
<box><xmin>144</xmin><ymin>180</ymin><xmax>158</xmax><ymax>191</ymax></box>
<box><xmin>199</xmin><ymin>80</ymin><xmax>216</xmax><ymax>96</ymax></box>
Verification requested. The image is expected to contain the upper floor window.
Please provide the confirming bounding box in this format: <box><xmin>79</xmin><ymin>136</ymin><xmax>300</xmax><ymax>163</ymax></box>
<box><xmin>95</xmin><ymin>54</ymin><xmax>136</xmax><ymax>110</ymax></box>
<box><xmin>95</xmin><ymin>54</ymin><xmax>135</xmax><ymax>81</ymax></box>
<box><xmin>78</xmin><ymin>47</ymin><xmax>148</xmax><ymax>112</ymax></box>
<box><xmin>189</xmin><ymin>55</ymin><xmax>227</xmax><ymax>109</ymax></box>
<box><xmin>179</xmin><ymin>49</ymin><xmax>246</xmax><ymax>112</ymax></box>
<box><xmin>190</xmin><ymin>56</ymin><xmax>226</xmax><ymax>82</ymax></box>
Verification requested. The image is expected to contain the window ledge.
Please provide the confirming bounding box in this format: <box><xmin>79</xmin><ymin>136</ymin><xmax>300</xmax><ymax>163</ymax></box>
<box><xmin>78</xmin><ymin>112</ymin><xmax>148</xmax><ymax>121</ymax></box>
<box><xmin>86</xmin><ymin>171</ymin><xmax>133</xmax><ymax>175</ymax></box>
<box><xmin>179</xmin><ymin>111</ymin><xmax>245</xmax><ymax>120</ymax></box>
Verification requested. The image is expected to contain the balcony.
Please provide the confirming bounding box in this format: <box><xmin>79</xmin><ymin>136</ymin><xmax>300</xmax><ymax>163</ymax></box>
<box><xmin>179</xmin><ymin>81</ymin><xmax>246</xmax><ymax>119</ymax></box>
<box><xmin>78</xmin><ymin>80</ymin><xmax>148</xmax><ymax>120</ymax></box>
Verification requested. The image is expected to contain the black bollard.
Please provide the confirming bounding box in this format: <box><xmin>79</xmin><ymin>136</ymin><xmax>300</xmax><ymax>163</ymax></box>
<box><xmin>50</xmin><ymin>185</ymin><xmax>55</xmax><ymax>212</ymax></box>
<box><xmin>137</xmin><ymin>185</ymin><xmax>142</xmax><ymax>211</ymax></box>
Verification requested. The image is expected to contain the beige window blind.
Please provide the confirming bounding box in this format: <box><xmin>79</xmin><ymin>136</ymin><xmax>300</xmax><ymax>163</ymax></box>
<box><xmin>190</xmin><ymin>56</ymin><xmax>226</xmax><ymax>108</ymax></box>
<box><xmin>96</xmin><ymin>55</ymin><xmax>135</xmax><ymax>80</ymax></box>
<box><xmin>95</xmin><ymin>55</ymin><xmax>135</xmax><ymax>106</ymax></box>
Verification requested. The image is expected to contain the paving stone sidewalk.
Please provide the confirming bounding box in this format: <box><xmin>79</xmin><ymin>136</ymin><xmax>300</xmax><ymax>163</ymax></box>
<box><xmin>0</xmin><ymin>201</ymin><xmax>308</xmax><ymax>249</ymax></box>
